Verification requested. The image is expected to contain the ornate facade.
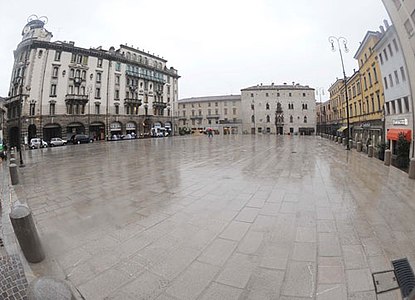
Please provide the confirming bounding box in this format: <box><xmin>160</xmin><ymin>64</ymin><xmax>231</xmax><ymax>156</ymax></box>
<box><xmin>5</xmin><ymin>17</ymin><xmax>179</xmax><ymax>147</ymax></box>
<box><xmin>241</xmin><ymin>83</ymin><xmax>316</xmax><ymax>135</ymax></box>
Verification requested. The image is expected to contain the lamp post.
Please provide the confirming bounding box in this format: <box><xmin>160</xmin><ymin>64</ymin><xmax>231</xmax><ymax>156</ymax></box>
<box><xmin>329</xmin><ymin>36</ymin><xmax>350</xmax><ymax>150</ymax></box>
<box><xmin>15</xmin><ymin>74</ymin><xmax>26</xmax><ymax>167</ymax></box>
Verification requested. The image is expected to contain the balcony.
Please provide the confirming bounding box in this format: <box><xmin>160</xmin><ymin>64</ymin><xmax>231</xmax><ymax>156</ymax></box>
<box><xmin>124</xmin><ymin>98</ymin><xmax>142</xmax><ymax>106</ymax></box>
<box><xmin>153</xmin><ymin>101</ymin><xmax>167</xmax><ymax>109</ymax></box>
<box><xmin>125</xmin><ymin>70</ymin><xmax>166</xmax><ymax>84</ymax></box>
<box><xmin>190</xmin><ymin>115</ymin><xmax>203</xmax><ymax>119</ymax></box>
<box><xmin>65</xmin><ymin>94</ymin><xmax>88</xmax><ymax>103</ymax></box>
<box><xmin>219</xmin><ymin>119</ymin><xmax>242</xmax><ymax>124</ymax></box>
<box><xmin>206</xmin><ymin>114</ymin><xmax>220</xmax><ymax>119</ymax></box>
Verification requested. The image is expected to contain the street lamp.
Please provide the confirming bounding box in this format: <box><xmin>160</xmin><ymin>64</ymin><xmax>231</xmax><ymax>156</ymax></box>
<box><xmin>14</xmin><ymin>75</ymin><xmax>26</xmax><ymax>167</ymax></box>
<box><xmin>329</xmin><ymin>36</ymin><xmax>350</xmax><ymax>150</ymax></box>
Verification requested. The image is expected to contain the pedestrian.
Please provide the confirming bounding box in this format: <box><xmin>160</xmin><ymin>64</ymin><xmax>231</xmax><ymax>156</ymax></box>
<box><xmin>208</xmin><ymin>128</ymin><xmax>213</xmax><ymax>138</ymax></box>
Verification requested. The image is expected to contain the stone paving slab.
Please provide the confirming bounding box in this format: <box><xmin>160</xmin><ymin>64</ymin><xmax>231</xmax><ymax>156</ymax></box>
<box><xmin>5</xmin><ymin>135</ymin><xmax>415</xmax><ymax>299</ymax></box>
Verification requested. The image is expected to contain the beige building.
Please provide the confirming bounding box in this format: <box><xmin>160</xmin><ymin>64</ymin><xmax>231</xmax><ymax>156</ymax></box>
<box><xmin>382</xmin><ymin>0</ymin><xmax>415</xmax><ymax>157</ymax></box>
<box><xmin>241</xmin><ymin>83</ymin><xmax>316</xmax><ymax>135</ymax></box>
<box><xmin>5</xmin><ymin>17</ymin><xmax>179</xmax><ymax>146</ymax></box>
<box><xmin>177</xmin><ymin>95</ymin><xmax>242</xmax><ymax>134</ymax></box>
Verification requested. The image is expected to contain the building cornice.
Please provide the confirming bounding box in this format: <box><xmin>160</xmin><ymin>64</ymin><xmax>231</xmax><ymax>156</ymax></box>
<box><xmin>15</xmin><ymin>39</ymin><xmax>180</xmax><ymax>79</ymax></box>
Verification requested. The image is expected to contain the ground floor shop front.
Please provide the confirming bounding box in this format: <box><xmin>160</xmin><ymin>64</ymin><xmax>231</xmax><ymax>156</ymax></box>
<box><xmin>6</xmin><ymin>114</ymin><xmax>176</xmax><ymax>147</ymax></box>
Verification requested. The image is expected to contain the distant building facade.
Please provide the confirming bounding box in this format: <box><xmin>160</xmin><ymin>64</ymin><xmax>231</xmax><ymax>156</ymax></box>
<box><xmin>5</xmin><ymin>17</ymin><xmax>179</xmax><ymax>146</ymax></box>
<box><xmin>177</xmin><ymin>95</ymin><xmax>242</xmax><ymax>134</ymax></box>
<box><xmin>375</xmin><ymin>23</ymin><xmax>413</xmax><ymax>157</ymax></box>
<box><xmin>382</xmin><ymin>0</ymin><xmax>415</xmax><ymax>157</ymax></box>
<box><xmin>353</xmin><ymin>31</ymin><xmax>385</xmax><ymax>148</ymax></box>
<box><xmin>241</xmin><ymin>83</ymin><xmax>316</xmax><ymax>135</ymax></box>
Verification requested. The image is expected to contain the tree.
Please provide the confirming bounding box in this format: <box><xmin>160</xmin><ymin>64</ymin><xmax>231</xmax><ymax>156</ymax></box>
<box><xmin>396</xmin><ymin>132</ymin><xmax>410</xmax><ymax>169</ymax></box>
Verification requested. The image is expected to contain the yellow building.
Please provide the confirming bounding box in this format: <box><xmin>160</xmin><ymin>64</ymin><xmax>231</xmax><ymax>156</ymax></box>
<box><xmin>353</xmin><ymin>31</ymin><xmax>385</xmax><ymax>148</ymax></box>
<box><xmin>327</xmin><ymin>79</ymin><xmax>345</xmax><ymax>135</ymax></box>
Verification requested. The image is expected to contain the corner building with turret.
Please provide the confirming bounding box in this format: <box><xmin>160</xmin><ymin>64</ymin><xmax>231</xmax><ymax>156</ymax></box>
<box><xmin>5</xmin><ymin>17</ymin><xmax>179</xmax><ymax>146</ymax></box>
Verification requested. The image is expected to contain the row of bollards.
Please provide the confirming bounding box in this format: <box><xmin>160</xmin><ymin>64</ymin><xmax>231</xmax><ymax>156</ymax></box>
<box><xmin>6</xmin><ymin>150</ymin><xmax>74</xmax><ymax>299</ymax></box>
<box><xmin>320</xmin><ymin>133</ymin><xmax>415</xmax><ymax>180</ymax></box>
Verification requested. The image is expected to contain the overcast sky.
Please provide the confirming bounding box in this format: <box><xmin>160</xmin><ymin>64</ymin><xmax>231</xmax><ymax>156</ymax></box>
<box><xmin>0</xmin><ymin>0</ymin><xmax>389</xmax><ymax>101</ymax></box>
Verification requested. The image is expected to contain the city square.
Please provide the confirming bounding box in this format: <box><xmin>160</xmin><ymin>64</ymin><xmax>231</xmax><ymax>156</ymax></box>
<box><xmin>2</xmin><ymin>135</ymin><xmax>415</xmax><ymax>299</ymax></box>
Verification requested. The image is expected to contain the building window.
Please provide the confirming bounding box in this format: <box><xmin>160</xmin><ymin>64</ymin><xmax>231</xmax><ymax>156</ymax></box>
<box><xmin>388</xmin><ymin>44</ymin><xmax>393</xmax><ymax>57</ymax></box>
<box><xmin>96</xmin><ymin>72</ymin><xmax>101</xmax><ymax>83</ymax></box>
<box><xmin>97</xmin><ymin>58</ymin><xmax>103</xmax><ymax>68</ymax></box>
<box><xmin>394</xmin><ymin>70</ymin><xmax>400</xmax><ymax>84</ymax></box>
<box><xmin>215</xmin><ymin>109</ymin><xmax>218</xmax><ymax>114</ymax></box>
<box><xmin>383</xmin><ymin>77</ymin><xmax>388</xmax><ymax>89</ymax></box>
<box><xmin>277</xmin><ymin>92</ymin><xmax>280</xmax><ymax>97</ymax></box>
<box><xmin>393</xmin><ymin>39</ymin><xmax>399</xmax><ymax>52</ymax></box>
<box><xmin>233</xmin><ymin>108</ymin><xmax>236</xmax><ymax>115</ymax></box>
<box><xmin>368</xmin><ymin>72</ymin><xmax>372</xmax><ymax>86</ymax></box>
<box><xmin>304</xmin><ymin>116</ymin><xmax>307</xmax><ymax>123</ymax></box>
<box><xmin>29</xmin><ymin>103</ymin><xmax>35</xmax><ymax>116</ymax></box>
<box><xmin>397</xmin><ymin>98</ymin><xmax>402</xmax><ymax>114</ymax></box>
<box><xmin>289</xmin><ymin>93</ymin><xmax>292</xmax><ymax>97</ymax></box>
<box><xmin>54</xmin><ymin>51</ymin><xmax>61</xmax><ymax>61</ymax></box>
<box><xmin>266</xmin><ymin>115</ymin><xmax>270</xmax><ymax>123</ymax></box>
<box><xmin>251</xmin><ymin>115</ymin><xmax>255</xmax><ymax>123</ymax></box>
<box><xmin>373</xmin><ymin>67</ymin><xmax>378</xmax><ymax>82</ymax></box>
<box><xmin>389</xmin><ymin>74</ymin><xmax>394</xmax><ymax>87</ymax></box>
<box><xmin>400</xmin><ymin>67</ymin><xmax>406</xmax><ymax>81</ymax></box>
<box><xmin>115</xmin><ymin>62</ymin><xmax>121</xmax><ymax>71</ymax></box>
<box><xmin>224</xmin><ymin>108</ymin><xmax>227</xmax><ymax>115</ymax></box>
<box><xmin>115</xmin><ymin>75</ymin><xmax>120</xmax><ymax>85</ymax></box>
<box><xmin>251</xmin><ymin>93</ymin><xmax>254</xmax><ymax>97</ymax></box>
<box><xmin>404</xmin><ymin>97</ymin><xmax>410</xmax><ymax>112</ymax></box>
<box><xmin>251</xmin><ymin>104</ymin><xmax>254</xmax><ymax>110</ymax></box>
<box><xmin>302</xmin><ymin>103</ymin><xmax>308</xmax><ymax>110</ymax></box>
<box><xmin>364</xmin><ymin>76</ymin><xmax>367</xmax><ymax>90</ymax></box>
<box><xmin>208</xmin><ymin>102</ymin><xmax>211</xmax><ymax>107</ymax></box>
<box><xmin>266</xmin><ymin>103</ymin><xmax>270</xmax><ymax>110</ymax></box>
<box><xmin>49</xmin><ymin>103</ymin><xmax>55</xmax><ymax>115</ymax></box>
<box><xmin>95</xmin><ymin>88</ymin><xmax>101</xmax><ymax>98</ymax></box>
<box><xmin>379</xmin><ymin>53</ymin><xmax>383</xmax><ymax>65</ymax></box>
<box><xmin>50</xmin><ymin>84</ymin><xmax>57</xmax><ymax>96</ymax></box>
<box><xmin>383</xmin><ymin>49</ymin><xmax>389</xmax><ymax>61</ymax></box>
<box><xmin>52</xmin><ymin>66</ymin><xmax>59</xmax><ymax>78</ymax></box>
<box><xmin>405</xmin><ymin>18</ymin><xmax>413</xmax><ymax>36</ymax></box>
<box><xmin>95</xmin><ymin>104</ymin><xmax>100</xmax><ymax>115</ymax></box>
<box><xmin>115</xmin><ymin>89</ymin><xmax>119</xmax><ymax>99</ymax></box>
<box><xmin>303</xmin><ymin>93</ymin><xmax>306</xmax><ymax>97</ymax></box>
<box><xmin>290</xmin><ymin>115</ymin><xmax>293</xmax><ymax>123</ymax></box>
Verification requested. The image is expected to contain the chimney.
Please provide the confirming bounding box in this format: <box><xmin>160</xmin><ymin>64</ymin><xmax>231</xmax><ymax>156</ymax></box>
<box><xmin>384</xmin><ymin>19</ymin><xmax>390</xmax><ymax>29</ymax></box>
<box><xmin>380</xmin><ymin>25</ymin><xmax>385</xmax><ymax>33</ymax></box>
<box><xmin>271</xmin><ymin>82</ymin><xmax>274</xmax><ymax>86</ymax></box>
<box><xmin>284</xmin><ymin>82</ymin><xmax>287</xmax><ymax>85</ymax></box>
<box><xmin>292</xmin><ymin>81</ymin><xmax>295</xmax><ymax>85</ymax></box>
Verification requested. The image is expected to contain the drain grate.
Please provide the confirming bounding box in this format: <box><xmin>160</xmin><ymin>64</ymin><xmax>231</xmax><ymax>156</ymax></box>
<box><xmin>392</xmin><ymin>258</ymin><xmax>415</xmax><ymax>297</ymax></box>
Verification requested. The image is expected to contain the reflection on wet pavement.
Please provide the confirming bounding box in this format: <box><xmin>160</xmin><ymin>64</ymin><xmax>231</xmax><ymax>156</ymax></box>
<box><xmin>14</xmin><ymin>135</ymin><xmax>415</xmax><ymax>299</ymax></box>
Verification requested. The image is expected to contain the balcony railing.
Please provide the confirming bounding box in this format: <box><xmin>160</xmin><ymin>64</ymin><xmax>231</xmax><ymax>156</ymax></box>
<box><xmin>65</xmin><ymin>94</ymin><xmax>89</xmax><ymax>103</ymax></box>
<box><xmin>153</xmin><ymin>102</ymin><xmax>167</xmax><ymax>109</ymax></box>
<box><xmin>124</xmin><ymin>98</ymin><xmax>142</xmax><ymax>105</ymax></box>
<box><xmin>126</xmin><ymin>70</ymin><xmax>166</xmax><ymax>84</ymax></box>
<box><xmin>206</xmin><ymin>114</ymin><xmax>220</xmax><ymax>119</ymax></box>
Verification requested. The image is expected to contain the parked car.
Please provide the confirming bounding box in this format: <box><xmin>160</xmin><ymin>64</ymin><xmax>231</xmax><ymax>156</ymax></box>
<box><xmin>70</xmin><ymin>134</ymin><xmax>93</xmax><ymax>144</ymax></box>
<box><xmin>30</xmin><ymin>138</ymin><xmax>48</xmax><ymax>149</ymax></box>
<box><xmin>49</xmin><ymin>137</ymin><xmax>67</xmax><ymax>147</ymax></box>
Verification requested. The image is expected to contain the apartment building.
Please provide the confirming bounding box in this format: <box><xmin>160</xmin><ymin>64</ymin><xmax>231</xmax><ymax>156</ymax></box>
<box><xmin>241</xmin><ymin>83</ymin><xmax>316</xmax><ymax>135</ymax></box>
<box><xmin>382</xmin><ymin>0</ymin><xmax>415</xmax><ymax>157</ymax></box>
<box><xmin>375</xmin><ymin>22</ymin><xmax>413</xmax><ymax>157</ymax></box>
<box><xmin>177</xmin><ymin>95</ymin><xmax>242</xmax><ymax>134</ymax></box>
<box><xmin>5</xmin><ymin>17</ymin><xmax>179</xmax><ymax>146</ymax></box>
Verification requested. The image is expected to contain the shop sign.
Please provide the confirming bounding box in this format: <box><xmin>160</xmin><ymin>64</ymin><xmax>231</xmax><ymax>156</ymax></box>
<box><xmin>110</xmin><ymin>123</ymin><xmax>121</xmax><ymax>129</ymax></box>
<box><xmin>126</xmin><ymin>122</ymin><xmax>136</xmax><ymax>129</ymax></box>
<box><xmin>393</xmin><ymin>118</ymin><xmax>408</xmax><ymax>126</ymax></box>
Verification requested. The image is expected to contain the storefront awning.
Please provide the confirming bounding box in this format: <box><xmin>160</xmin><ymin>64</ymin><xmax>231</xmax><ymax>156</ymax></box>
<box><xmin>337</xmin><ymin>126</ymin><xmax>347</xmax><ymax>132</ymax></box>
<box><xmin>386</xmin><ymin>128</ymin><xmax>412</xmax><ymax>141</ymax></box>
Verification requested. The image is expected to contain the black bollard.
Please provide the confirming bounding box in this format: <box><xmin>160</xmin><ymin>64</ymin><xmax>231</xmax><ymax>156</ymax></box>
<box><xmin>9</xmin><ymin>204</ymin><xmax>45</xmax><ymax>263</ymax></box>
<box><xmin>9</xmin><ymin>163</ymin><xmax>19</xmax><ymax>185</ymax></box>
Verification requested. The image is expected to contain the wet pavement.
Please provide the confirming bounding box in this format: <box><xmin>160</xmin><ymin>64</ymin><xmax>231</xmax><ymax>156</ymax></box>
<box><xmin>4</xmin><ymin>135</ymin><xmax>415</xmax><ymax>299</ymax></box>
